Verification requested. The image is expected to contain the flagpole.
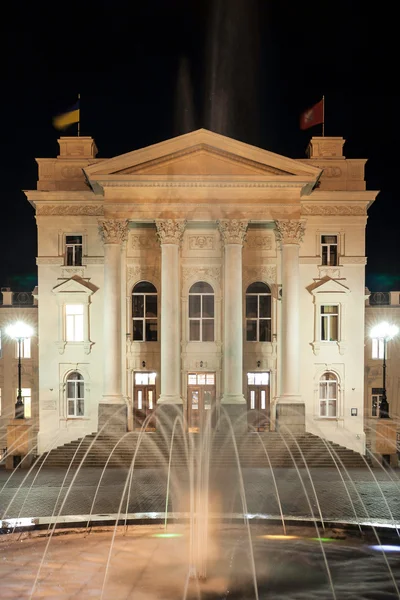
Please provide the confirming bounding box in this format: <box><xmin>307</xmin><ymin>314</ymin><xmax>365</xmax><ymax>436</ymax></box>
<box><xmin>322</xmin><ymin>95</ymin><xmax>325</xmax><ymax>137</ymax></box>
<box><xmin>77</xmin><ymin>93</ymin><xmax>81</xmax><ymax>137</ymax></box>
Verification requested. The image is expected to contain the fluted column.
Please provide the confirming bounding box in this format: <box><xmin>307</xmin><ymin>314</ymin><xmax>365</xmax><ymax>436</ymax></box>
<box><xmin>156</xmin><ymin>219</ymin><xmax>186</xmax><ymax>405</ymax></box>
<box><xmin>218</xmin><ymin>219</ymin><xmax>248</xmax><ymax>405</ymax></box>
<box><xmin>274</xmin><ymin>220</ymin><xmax>306</xmax><ymax>402</ymax></box>
<box><xmin>99</xmin><ymin>219</ymin><xmax>129</xmax><ymax>404</ymax></box>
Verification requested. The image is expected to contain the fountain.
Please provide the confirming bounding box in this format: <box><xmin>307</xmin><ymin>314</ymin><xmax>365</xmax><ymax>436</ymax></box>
<box><xmin>1</xmin><ymin>406</ymin><xmax>400</xmax><ymax>599</ymax></box>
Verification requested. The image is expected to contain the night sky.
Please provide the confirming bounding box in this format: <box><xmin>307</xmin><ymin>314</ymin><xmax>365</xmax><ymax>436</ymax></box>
<box><xmin>1</xmin><ymin>0</ymin><xmax>398</xmax><ymax>292</ymax></box>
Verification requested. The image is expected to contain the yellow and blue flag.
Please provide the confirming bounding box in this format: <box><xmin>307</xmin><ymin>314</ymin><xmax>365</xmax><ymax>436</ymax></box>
<box><xmin>53</xmin><ymin>100</ymin><xmax>80</xmax><ymax>130</ymax></box>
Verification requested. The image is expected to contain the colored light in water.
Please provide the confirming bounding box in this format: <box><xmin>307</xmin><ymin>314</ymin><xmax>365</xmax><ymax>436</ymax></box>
<box><xmin>260</xmin><ymin>535</ymin><xmax>299</xmax><ymax>540</ymax></box>
<box><xmin>311</xmin><ymin>538</ymin><xmax>335</xmax><ymax>542</ymax></box>
<box><xmin>370</xmin><ymin>545</ymin><xmax>400</xmax><ymax>552</ymax></box>
<box><xmin>152</xmin><ymin>533</ymin><xmax>183</xmax><ymax>538</ymax></box>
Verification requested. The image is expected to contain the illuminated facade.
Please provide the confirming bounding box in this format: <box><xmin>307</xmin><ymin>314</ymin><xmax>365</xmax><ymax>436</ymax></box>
<box><xmin>24</xmin><ymin>130</ymin><xmax>378</xmax><ymax>455</ymax></box>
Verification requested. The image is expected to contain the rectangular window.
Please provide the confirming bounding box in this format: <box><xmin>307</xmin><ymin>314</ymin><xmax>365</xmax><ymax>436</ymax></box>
<box><xmin>321</xmin><ymin>235</ymin><xmax>338</xmax><ymax>266</ymax></box>
<box><xmin>21</xmin><ymin>388</ymin><xmax>31</xmax><ymax>419</ymax></box>
<box><xmin>371</xmin><ymin>388</ymin><xmax>384</xmax><ymax>417</ymax></box>
<box><xmin>372</xmin><ymin>338</ymin><xmax>384</xmax><ymax>359</ymax></box>
<box><xmin>65</xmin><ymin>305</ymin><xmax>84</xmax><ymax>341</ymax></box>
<box><xmin>320</xmin><ymin>305</ymin><xmax>339</xmax><ymax>341</ymax></box>
<box><xmin>16</xmin><ymin>337</ymin><xmax>31</xmax><ymax>359</ymax></box>
<box><xmin>65</xmin><ymin>235</ymin><xmax>83</xmax><ymax>266</ymax></box>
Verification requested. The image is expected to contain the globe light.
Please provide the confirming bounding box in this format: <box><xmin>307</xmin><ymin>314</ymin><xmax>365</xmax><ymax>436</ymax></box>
<box><xmin>370</xmin><ymin>321</ymin><xmax>399</xmax><ymax>341</ymax></box>
<box><xmin>6</xmin><ymin>322</ymin><xmax>34</xmax><ymax>340</ymax></box>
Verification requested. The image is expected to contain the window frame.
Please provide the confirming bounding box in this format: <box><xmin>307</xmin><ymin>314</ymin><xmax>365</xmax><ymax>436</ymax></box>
<box><xmin>371</xmin><ymin>387</ymin><xmax>384</xmax><ymax>418</ymax></box>
<box><xmin>66</xmin><ymin>371</ymin><xmax>85</xmax><ymax>418</ymax></box>
<box><xmin>65</xmin><ymin>304</ymin><xmax>85</xmax><ymax>342</ymax></box>
<box><xmin>16</xmin><ymin>337</ymin><xmax>31</xmax><ymax>359</ymax></box>
<box><xmin>319</xmin><ymin>372</ymin><xmax>338</xmax><ymax>418</ymax></box>
<box><xmin>64</xmin><ymin>234</ymin><xmax>83</xmax><ymax>267</ymax></box>
<box><xmin>320</xmin><ymin>234</ymin><xmax>339</xmax><ymax>266</ymax></box>
<box><xmin>188</xmin><ymin>282</ymin><xmax>215</xmax><ymax>342</ymax></box>
<box><xmin>132</xmin><ymin>281</ymin><xmax>158</xmax><ymax>342</ymax></box>
<box><xmin>320</xmin><ymin>304</ymin><xmax>339</xmax><ymax>342</ymax></box>
<box><xmin>371</xmin><ymin>337</ymin><xmax>384</xmax><ymax>360</ymax></box>
<box><xmin>245</xmin><ymin>282</ymin><xmax>272</xmax><ymax>343</ymax></box>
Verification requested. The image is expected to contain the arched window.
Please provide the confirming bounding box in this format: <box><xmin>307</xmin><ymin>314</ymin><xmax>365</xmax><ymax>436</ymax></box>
<box><xmin>132</xmin><ymin>282</ymin><xmax>158</xmax><ymax>342</ymax></box>
<box><xmin>67</xmin><ymin>371</ymin><xmax>84</xmax><ymax>417</ymax></box>
<box><xmin>245</xmin><ymin>282</ymin><xmax>272</xmax><ymax>342</ymax></box>
<box><xmin>189</xmin><ymin>281</ymin><xmax>214</xmax><ymax>341</ymax></box>
<box><xmin>319</xmin><ymin>372</ymin><xmax>338</xmax><ymax>417</ymax></box>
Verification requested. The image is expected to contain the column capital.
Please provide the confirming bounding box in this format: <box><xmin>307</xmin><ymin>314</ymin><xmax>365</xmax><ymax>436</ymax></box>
<box><xmin>98</xmin><ymin>219</ymin><xmax>129</xmax><ymax>244</ymax></box>
<box><xmin>155</xmin><ymin>219</ymin><xmax>186</xmax><ymax>244</ymax></box>
<box><xmin>217</xmin><ymin>219</ymin><xmax>248</xmax><ymax>245</ymax></box>
<box><xmin>274</xmin><ymin>220</ymin><xmax>306</xmax><ymax>245</ymax></box>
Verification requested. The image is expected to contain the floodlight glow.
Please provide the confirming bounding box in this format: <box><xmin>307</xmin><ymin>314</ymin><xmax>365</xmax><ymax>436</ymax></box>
<box><xmin>370</xmin><ymin>545</ymin><xmax>400</xmax><ymax>552</ymax></box>
<box><xmin>370</xmin><ymin>321</ymin><xmax>399</xmax><ymax>341</ymax></box>
<box><xmin>6</xmin><ymin>321</ymin><xmax>34</xmax><ymax>340</ymax></box>
<box><xmin>152</xmin><ymin>533</ymin><xmax>183</xmax><ymax>538</ymax></box>
<box><xmin>260</xmin><ymin>535</ymin><xmax>299</xmax><ymax>540</ymax></box>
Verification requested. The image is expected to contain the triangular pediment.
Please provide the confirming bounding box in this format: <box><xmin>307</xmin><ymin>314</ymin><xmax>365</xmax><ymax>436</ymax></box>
<box><xmin>52</xmin><ymin>275</ymin><xmax>98</xmax><ymax>295</ymax></box>
<box><xmin>84</xmin><ymin>129</ymin><xmax>321</xmax><ymax>181</ymax></box>
<box><xmin>308</xmin><ymin>276</ymin><xmax>350</xmax><ymax>295</ymax></box>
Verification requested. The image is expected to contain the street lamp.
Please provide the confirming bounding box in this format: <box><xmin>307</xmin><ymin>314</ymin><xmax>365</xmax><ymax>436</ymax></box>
<box><xmin>370</xmin><ymin>321</ymin><xmax>399</xmax><ymax>418</ymax></box>
<box><xmin>6</xmin><ymin>322</ymin><xmax>34</xmax><ymax>419</ymax></box>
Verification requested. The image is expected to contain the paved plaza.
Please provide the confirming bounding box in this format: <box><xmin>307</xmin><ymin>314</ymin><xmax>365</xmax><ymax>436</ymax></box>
<box><xmin>1</xmin><ymin>465</ymin><xmax>400</xmax><ymax>526</ymax></box>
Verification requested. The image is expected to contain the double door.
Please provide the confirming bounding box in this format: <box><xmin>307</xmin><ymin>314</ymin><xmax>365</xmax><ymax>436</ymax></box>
<box><xmin>134</xmin><ymin>384</ymin><xmax>156</xmax><ymax>431</ymax></box>
<box><xmin>188</xmin><ymin>372</ymin><xmax>216</xmax><ymax>431</ymax></box>
<box><xmin>247</xmin><ymin>381</ymin><xmax>270</xmax><ymax>431</ymax></box>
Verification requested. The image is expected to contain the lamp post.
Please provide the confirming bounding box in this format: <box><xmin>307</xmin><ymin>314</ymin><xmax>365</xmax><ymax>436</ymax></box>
<box><xmin>6</xmin><ymin>322</ymin><xmax>34</xmax><ymax>420</ymax></box>
<box><xmin>370</xmin><ymin>322</ymin><xmax>399</xmax><ymax>418</ymax></box>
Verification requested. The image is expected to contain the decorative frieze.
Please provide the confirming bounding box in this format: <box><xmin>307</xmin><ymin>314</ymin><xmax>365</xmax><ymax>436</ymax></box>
<box><xmin>127</xmin><ymin>266</ymin><xmax>160</xmax><ymax>283</ymax></box>
<box><xmin>217</xmin><ymin>219</ymin><xmax>248</xmax><ymax>245</ymax></box>
<box><xmin>61</xmin><ymin>267</ymin><xmax>85</xmax><ymax>278</ymax></box>
<box><xmin>274</xmin><ymin>220</ymin><xmax>306</xmax><ymax>244</ymax></box>
<box><xmin>318</xmin><ymin>267</ymin><xmax>341</xmax><ymax>279</ymax></box>
<box><xmin>188</xmin><ymin>235</ymin><xmax>215</xmax><ymax>250</ymax></box>
<box><xmin>130</xmin><ymin>234</ymin><xmax>159</xmax><ymax>249</ymax></box>
<box><xmin>82</xmin><ymin>257</ymin><xmax>104</xmax><ymax>265</ymax></box>
<box><xmin>244</xmin><ymin>265</ymin><xmax>277</xmax><ymax>284</ymax></box>
<box><xmin>36</xmin><ymin>204</ymin><xmax>104</xmax><ymax>216</ymax></box>
<box><xmin>302</xmin><ymin>204</ymin><xmax>366</xmax><ymax>216</ymax></box>
<box><xmin>341</xmin><ymin>256</ymin><xmax>367</xmax><ymax>265</ymax></box>
<box><xmin>98</xmin><ymin>219</ymin><xmax>129</xmax><ymax>244</ymax></box>
<box><xmin>36</xmin><ymin>257</ymin><xmax>64</xmax><ymax>265</ymax></box>
<box><xmin>155</xmin><ymin>219</ymin><xmax>186</xmax><ymax>244</ymax></box>
<box><xmin>245</xmin><ymin>233</ymin><xmax>273</xmax><ymax>250</ymax></box>
<box><xmin>182</xmin><ymin>267</ymin><xmax>221</xmax><ymax>283</ymax></box>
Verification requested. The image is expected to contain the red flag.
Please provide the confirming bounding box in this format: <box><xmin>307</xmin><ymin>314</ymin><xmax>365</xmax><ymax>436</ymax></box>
<box><xmin>300</xmin><ymin>99</ymin><xmax>324</xmax><ymax>130</ymax></box>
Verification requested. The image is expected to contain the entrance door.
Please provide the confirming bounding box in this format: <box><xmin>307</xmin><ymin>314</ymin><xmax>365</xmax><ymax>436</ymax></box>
<box><xmin>247</xmin><ymin>372</ymin><xmax>270</xmax><ymax>431</ymax></box>
<box><xmin>133</xmin><ymin>372</ymin><xmax>157</xmax><ymax>431</ymax></box>
<box><xmin>188</xmin><ymin>372</ymin><xmax>216</xmax><ymax>431</ymax></box>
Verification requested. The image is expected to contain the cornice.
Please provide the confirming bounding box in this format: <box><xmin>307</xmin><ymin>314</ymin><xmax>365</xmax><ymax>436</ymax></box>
<box><xmin>301</xmin><ymin>204</ymin><xmax>366</xmax><ymax>216</ymax></box>
<box><xmin>36</xmin><ymin>204</ymin><xmax>104</xmax><ymax>216</ymax></box>
<box><xmin>302</xmin><ymin>190</ymin><xmax>379</xmax><ymax>202</ymax></box>
<box><xmin>95</xmin><ymin>178</ymin><xmax>310</xmax><ymax>189</ymax></box>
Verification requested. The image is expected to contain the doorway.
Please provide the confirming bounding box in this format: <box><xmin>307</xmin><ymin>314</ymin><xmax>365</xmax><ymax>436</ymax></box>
<box><xmin>246</xmin><ymin>372</ymin><xmax>270</xmax><ymax>431</ymax></box>
<box><xmin>187</xmin><ymin>372</ymin><xmax>216</xmax><ymax>431</ymax></box>
<box><xmin>133</xmin><ymin>372</ymin><xmax>157</xmax><ymax>431</ymax></box>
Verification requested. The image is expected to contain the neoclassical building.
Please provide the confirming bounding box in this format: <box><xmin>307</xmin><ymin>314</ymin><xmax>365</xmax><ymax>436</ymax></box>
<box><xmin>24</xmin><ymin>129</ymin><xmax>378</xmax><ymax>454</ymax></box>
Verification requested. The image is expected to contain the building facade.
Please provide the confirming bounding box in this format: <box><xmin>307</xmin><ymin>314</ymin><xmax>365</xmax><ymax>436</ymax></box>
<box><xmin>24</xmin><ymin>130</ymin><xmax>378</xmax><ymax>455</ymax></box>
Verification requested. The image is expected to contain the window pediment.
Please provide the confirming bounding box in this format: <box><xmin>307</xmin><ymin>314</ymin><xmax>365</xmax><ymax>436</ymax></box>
<box><xmin>308</xmin><ymin>276</ymin><xmax>350</xmax><ymax>297</ymax></box>
<box><xmin>52</xmin><ymin>275</ymin><xmax>98</xmax><ymax>297</ymax></box>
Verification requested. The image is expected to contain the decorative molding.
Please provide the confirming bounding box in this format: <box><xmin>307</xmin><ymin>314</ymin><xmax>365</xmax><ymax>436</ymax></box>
<box><xmin>302</xmin><ymin>204</ymin><xmax>366</xmax><ymax>216</ymax></box>
<box><xmin>243</xmin><ymin>265</ymin><xmax>277</xmax><ymax>283</ymax></box>
<box><xmin>182</xmin><ymin>266</ymin><xmax>221</xmax><ymax>282</ymax></box>
<box><xmin>341</xmin><ymin>256</ymin><xmax>367</xmax><ymax>265</ymax></box>
<box><xmin>155</xmin><ymin>219</ymin><xmax>186</xmax><ymax>244</ymax></box>
<box><xmin>245</xmin><ymin>233</ymin><xmax>273</xmax><ymax>250</ymax></box>
<box><xmin>318</xmin><ymin>267</ymin><xmax>341</xmax><ymax>279</ymax></box>
<box><xmin>130</xmin><ymin>233</ymin><xmax>159</xmax><ymax>249</ymax></box>
<box><xmin>127</xmin><ymin>265</ymin><xmax>160</xmax><ymax>283</ymax></box>
<box><xmin>61</xmin><ymin>267</ymin><xmax>85</xmax><ymax>278</ymax></box>
<box><xmin>188</xmin><ymin>235</ymin><xmax>215</xmax><ymax>250</ymax></box>
<box><xmin>36</xmin><ymin>257</ymin><xmax>64</xmax><ymax>265</ymax></box>
<box><xmin>274</xmin><ymin>220</ymin><xmax>306</xmax><ymax>244</ymax></box>
<box><xmin>36</xmin><ymin>204</ymin><xmax>104</xmax><ymax>216</ymax></box>
<box><xmin>98</xmin><ymin>219</ymin><xmax>129</xmax><ymax>244</ymax></box>
<box><xmin>217</xmin><ymin>219</ymin><xmax>248</xmax><ymax>245</ymax></box>
<box><xmin>82</xmin><ymin>257</ymin><xmax>104</xmax><ymax>265</ymax></box>
<box><xmin>97</xmin><ymin>180</ymin><xmax>306</xmax><ymax>189</ymax></box>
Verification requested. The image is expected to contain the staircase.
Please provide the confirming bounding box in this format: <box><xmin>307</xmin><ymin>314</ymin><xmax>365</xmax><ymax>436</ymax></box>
<box><xmin>36</xmin><ymin>431</ymin><xmax>369</xmax><ymax>469</ymax></box>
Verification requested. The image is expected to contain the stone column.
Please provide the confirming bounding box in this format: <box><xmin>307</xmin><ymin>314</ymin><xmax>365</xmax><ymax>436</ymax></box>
<box><xmin>156</xmin><ymin>220</ymin><xmax>186</xmax><ymax>420</ymax></box>
<box><xmin>274</xmin><ymin>220</ymin><xmax>306</xmax><ymax>433</ymax></box>
<box><xmin>218</xmin><ymin>219</ymin><xmax>248</xmax><ymax>428</ymax></box>
<box><xmin>98</xmin><ymin>219</ymin><xmax>129</xmax><ymax>433</ymax></box>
